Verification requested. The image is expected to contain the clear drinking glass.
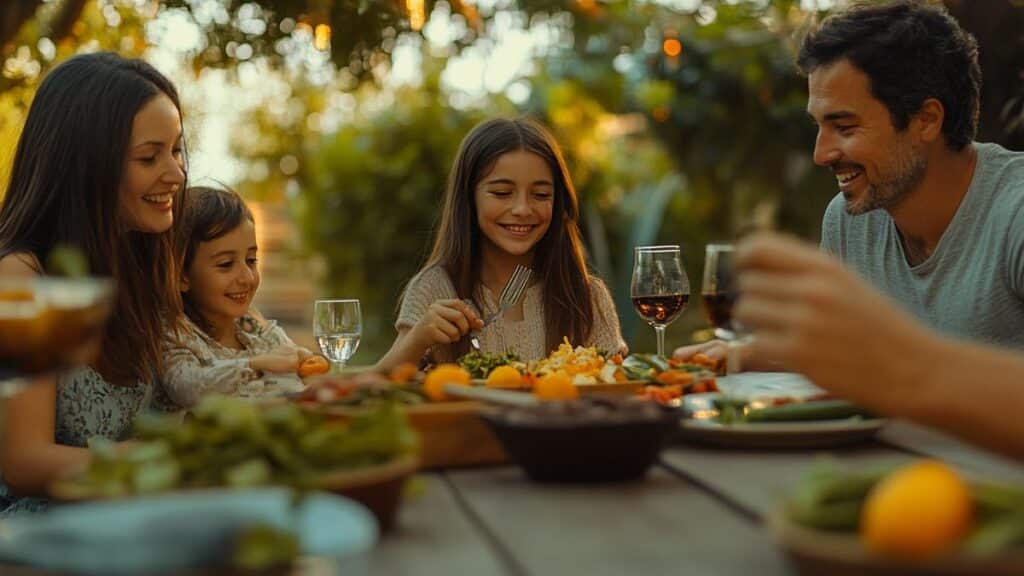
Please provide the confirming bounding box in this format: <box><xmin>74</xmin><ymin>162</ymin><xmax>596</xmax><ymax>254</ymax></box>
<box><xmin>631</xmin><ymin>245</ymin><xmax>689</xmax><ymax>358</ymax></box>
<box><xmin>313</xmin><ymin>299</ymin><xmax>362</xmax><ymax>369</ymax></box>
<box><xmin>702</xmin><ymin>243</ymin><xmax>747</xmax><ymax>373</ymax></box>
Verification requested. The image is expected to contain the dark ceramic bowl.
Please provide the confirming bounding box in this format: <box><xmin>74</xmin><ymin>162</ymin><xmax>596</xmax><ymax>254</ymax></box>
<box><xmin>480</xmin><ymin>395</ymin><xmax>676</xmax><ymax>483</ymax></box>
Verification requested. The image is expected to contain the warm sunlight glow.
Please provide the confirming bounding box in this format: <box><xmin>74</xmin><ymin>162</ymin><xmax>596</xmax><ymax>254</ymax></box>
<box><xmin>314</xmin><ymin>24</ymin><xmax>331</xmax><ymax>51</ymax></box>
<box><xmin>663</xmin><ymin>38</ymin><xmax>682</xmax><ymax>57</ymax></box>
<box><xmin>407</xmin><ymin>0</ymin><xmax>426</xmax><ymax>31</ymax></box>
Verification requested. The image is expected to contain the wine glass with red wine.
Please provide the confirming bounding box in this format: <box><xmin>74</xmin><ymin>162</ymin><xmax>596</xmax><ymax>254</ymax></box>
<box><xmin>702</xmin><ymin>244</ymin><xmax>739</xmax><ymax>337</ymax></box>
<box><xmin>631</xmin><ymin>246</ymin><xmax>689</xmax><ymax>358</ymax></box>
<box><xmin>702</xmin><ymin>243</ymin><xmax>748</xmax><ymax>372</ymax></box>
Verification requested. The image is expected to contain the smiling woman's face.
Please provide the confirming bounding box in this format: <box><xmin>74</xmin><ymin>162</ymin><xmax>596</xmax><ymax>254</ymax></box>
<box><xmin>119</xmin><ymin>93</ymin><xmax>185</xmax><ymax>233</ymax></box>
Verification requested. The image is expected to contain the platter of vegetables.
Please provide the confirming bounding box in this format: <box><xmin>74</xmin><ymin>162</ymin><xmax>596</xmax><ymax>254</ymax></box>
<box><xmin>50</xmin><ymin>396</ymin><xmax>418</xmax><ymax>529</ymax></box>
<box><xmin>675</xmin><ymin>392</ymin><xmax>886</xmax><ymax>449</ymax></box>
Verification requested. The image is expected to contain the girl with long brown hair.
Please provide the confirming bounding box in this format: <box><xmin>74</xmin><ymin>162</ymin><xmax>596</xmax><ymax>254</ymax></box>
<box><xmin>0</xmin><ymin>53</ymin><xmax>186</xmax><ymax>513</ymax></box>
<box><xmin>377</xmin><ymin>117</ymin><xmax>625</xmax><ymax>370</ymax></box>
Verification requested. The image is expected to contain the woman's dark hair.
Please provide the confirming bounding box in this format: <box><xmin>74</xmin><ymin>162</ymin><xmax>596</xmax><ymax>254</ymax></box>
<box><xmin>0</xmin><ymin>52</ymin><xmax>186</xmax><ymax>385</ymax></box>
<box><xmin>177</xmin><ymin>185</ymin><xmax>254</xmax><ymax>335</ymax></box>
<box><xmin>420</xmin><ymin>116</ymin><xmax>594</xmax><ymax>357</ymax></box>
<box><xmin>797</xmin><ymin>0</ymin><xmax>981</xmax><ymax>151</ymax></box>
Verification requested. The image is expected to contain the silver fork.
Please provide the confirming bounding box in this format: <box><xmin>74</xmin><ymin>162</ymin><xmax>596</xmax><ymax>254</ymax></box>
<box><xmin>469</xmin><ymin>265</ymin><xmax>532</xmax><ymax>351</ymax></box>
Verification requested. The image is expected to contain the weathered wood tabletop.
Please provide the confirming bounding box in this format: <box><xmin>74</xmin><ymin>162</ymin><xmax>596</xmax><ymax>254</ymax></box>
<box><xmin>368</xmin><ymin>419</ymin><xmax>1024</xmax><ymax>576</ymax></box>
<box><xmin>5</xmin><ymin>419</ymin><xmax>1022</xmax><ymax>576</ymax></box>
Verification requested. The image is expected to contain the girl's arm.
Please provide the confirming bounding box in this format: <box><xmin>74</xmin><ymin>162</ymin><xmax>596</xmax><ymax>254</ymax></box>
<box><xmin>0</xmin><ymin>252</ymin><xmax>89</xmax><ymax>496</ymax></box>
<box><xmin>161</xmin><ymin>343</ymin><xmax>256</xmax><ymax>409</ymax></box>
<box><xmin>162</xmin><ymin>321</ymin><xmax>302</xmax><ymax>408</ymax></box>
<box><xmin>376</xmin><ymin>269</ymin><xmax>482</xmax><ymax>371</ymax></box>
<box><xmin>376</xmin><ymin>300</ymin><xmax>483</xmax><ymax>372</ymax></box>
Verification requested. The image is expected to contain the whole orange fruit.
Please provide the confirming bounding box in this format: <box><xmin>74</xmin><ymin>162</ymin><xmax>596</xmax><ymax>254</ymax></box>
<box><xmin>297</xmin><ymin>355</ymin><xmax>330</xmax><ymax>378</ymax></box>
<box><xmin>861</xmin><ymin>460</ymin><xmax>973</xmax><ymax>560</ymax></box>
<box><xmin>485</xmin><ymin>365</ymin><xmax>523</xmax><ymax>389</ymax></box>
<box><xmin>423</xmin><ymin>364</ymin><xmax>471</xmax><ymax>401</ymax></box>
<box><xmin>534</xmin><ymin>373</ymin><xmax>579</xmax><ymax>401</ymax></box>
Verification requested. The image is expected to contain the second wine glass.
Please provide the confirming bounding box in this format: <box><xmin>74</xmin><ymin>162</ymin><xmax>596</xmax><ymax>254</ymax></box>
<box><xmin>702</xmin><ymin>244</ymin><xmax>739</xmax><ymax>339</ymax></box>
<box><xmin>702</xmin><ymin>243</ymin><xmax>748</xmax><ymax>373</ymax></box>
<box><xmin>631</xmin><ymin>245</ymin><xmax>690</xmax><ymax>358</ymax></box>
<box><xmin>313</xmin><ymin>299</ymin><xmax>362</xmax><ymax>370</ymax></box>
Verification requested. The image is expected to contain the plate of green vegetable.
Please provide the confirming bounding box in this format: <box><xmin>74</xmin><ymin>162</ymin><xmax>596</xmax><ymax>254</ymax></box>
<box><xmin>676</xmin><ymin>392</ymin><xmax>885</xmax><ymax>449</ymax></box>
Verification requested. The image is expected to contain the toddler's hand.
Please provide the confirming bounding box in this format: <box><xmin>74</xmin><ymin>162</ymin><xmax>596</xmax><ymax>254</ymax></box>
<box><xmin>411</xmin><ymin>299</ymin><xmax>484</xmax><ymax>348</ymax></box>
<box><xmin>250</xmin><ymin>347</ymin><xmax>301</xmax><ymax>374</ymax></box>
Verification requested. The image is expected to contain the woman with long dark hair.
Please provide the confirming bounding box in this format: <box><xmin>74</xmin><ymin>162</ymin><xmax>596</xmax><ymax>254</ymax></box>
<box><xmin>0</xmin><ymin>52</ymin><xmax>186</xmax><ymax>513</ymax></box>
<box><xmin>376</xmin><ymin>117</ymin><xmax>625</xmax><ymax>369</ymax></box>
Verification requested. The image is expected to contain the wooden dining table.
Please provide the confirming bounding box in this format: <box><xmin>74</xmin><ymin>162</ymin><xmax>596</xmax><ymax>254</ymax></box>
<box><xmin>5</xmin><ymin>420</ymin><xmax>1023</xmax><ymax>576</ymax></box>
<box><xmin>367</xmin><ymin>420</ymin><xmax>1024</xmax><ymax>576</ymax></box>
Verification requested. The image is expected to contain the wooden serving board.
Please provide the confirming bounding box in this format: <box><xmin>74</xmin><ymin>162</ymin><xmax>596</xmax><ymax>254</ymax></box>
<box><xmin>470</xmin><ymin>379</ymin><xmax>648</xmax><ymax>395</ymax></box>
<box><xmin>316</xmin><ymin>401</ymin><xmax>508</xmax><ymax>470</ymax></box>
<box><xmin>575</xmin><ymin>380</ymin><xmax>647</xmax><ymax>395</ymax></box>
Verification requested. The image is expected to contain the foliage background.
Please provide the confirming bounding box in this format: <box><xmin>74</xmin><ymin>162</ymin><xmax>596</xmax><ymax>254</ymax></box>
<box><xmin>1</xmin><ymin>0</ymin><xmax>1022</xmax><ymax>361</ymax></box>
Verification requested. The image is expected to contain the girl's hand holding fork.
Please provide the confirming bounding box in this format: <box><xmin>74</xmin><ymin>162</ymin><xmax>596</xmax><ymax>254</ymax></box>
<box><xmin>410</xmin><ymin>299</ymin><xmax>484</xmax><ymax>348</ymax></box>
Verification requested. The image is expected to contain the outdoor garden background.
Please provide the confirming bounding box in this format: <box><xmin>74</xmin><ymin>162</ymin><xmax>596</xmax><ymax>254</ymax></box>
<box><xmin>1</xmin><ymin>0</ymin><xmax>1021</xmax><ymax>361</ymax></box>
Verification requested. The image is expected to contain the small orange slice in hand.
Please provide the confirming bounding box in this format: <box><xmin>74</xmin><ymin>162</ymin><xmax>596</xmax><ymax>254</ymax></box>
<box><xmin>298</xmin><ymin>355</ymin><xmax>330</xmax><ymax>378</ymax></box>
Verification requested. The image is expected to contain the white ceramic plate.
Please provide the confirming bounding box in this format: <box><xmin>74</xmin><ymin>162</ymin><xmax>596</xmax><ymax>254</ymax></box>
<box><xmin>675</xmin><ymin>373</ymin><xmax>885</xmax><ymax>449</ymax></box>
<box><xmin>676</xmin><ymin>417</ymin><xmax>887</xmax><ymax>449</ymax></box>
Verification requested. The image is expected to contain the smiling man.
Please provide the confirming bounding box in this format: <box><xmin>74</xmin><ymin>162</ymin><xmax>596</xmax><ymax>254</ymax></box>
<box><xmin>802</xmin><ymin>0</ymin><xmax>1024</xmax><ymax>347</ymax></box>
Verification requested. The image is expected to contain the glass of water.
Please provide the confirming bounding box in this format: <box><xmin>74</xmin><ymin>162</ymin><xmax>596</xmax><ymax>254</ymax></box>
<box><xmin>313</xmin><ymin>299</ymin><xmax>362</xmax><ymax>370</ymax></box>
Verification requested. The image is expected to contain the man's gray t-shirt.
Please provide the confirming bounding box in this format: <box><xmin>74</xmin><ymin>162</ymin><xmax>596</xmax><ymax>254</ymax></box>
<box><xmin>821</xmin><ymin>142</ymin><xmax>1024</xmax><ymax>348</ymax></box>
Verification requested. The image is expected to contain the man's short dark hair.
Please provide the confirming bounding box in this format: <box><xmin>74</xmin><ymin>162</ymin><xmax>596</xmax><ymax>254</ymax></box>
<box><xmin>797</xmin><ymin>0</ymin><xmax>981</xmax><ymax>151</ymax></box>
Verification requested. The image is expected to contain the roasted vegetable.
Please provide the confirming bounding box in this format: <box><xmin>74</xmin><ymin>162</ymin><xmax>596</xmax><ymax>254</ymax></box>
<box><xmin>714</xmin><ymin>397</ymin><xmax>874</xmax><ymax>424</ymax></box>
<box><xmin>787</xmin><ymin>460</ymin><xmax>892</xmax><ymax>531</ymax></box>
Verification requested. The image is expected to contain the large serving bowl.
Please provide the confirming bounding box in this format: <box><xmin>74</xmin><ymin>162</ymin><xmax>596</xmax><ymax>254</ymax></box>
<box><xmin>481</xmin><ymin>395</ymin><xmax>676</xmax><ymax>483</ymax></box>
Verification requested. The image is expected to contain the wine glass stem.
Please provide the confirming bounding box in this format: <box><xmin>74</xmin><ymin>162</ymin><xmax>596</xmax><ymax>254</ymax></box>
<box><xmin>654</xmin><ymin>324</ymin><xmax>666</xmax><ymax>357</ymax></box>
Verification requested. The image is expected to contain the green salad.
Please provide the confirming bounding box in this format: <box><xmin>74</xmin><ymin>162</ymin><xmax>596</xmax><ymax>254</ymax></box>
<box><xmin>458</xmin><ymin>350</ymin><xmax>522</xmax><ymax>379</ymax></box>
<box><xmin>73</xmin><ymin>395</ymin><xmax>417</xmax><ymax>497</ymax></box>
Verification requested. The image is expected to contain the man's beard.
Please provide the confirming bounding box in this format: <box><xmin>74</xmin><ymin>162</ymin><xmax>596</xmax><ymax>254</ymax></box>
<box><xmin>845</xmin><ymin>142</ymin><xmax>928</xmax><ymax>216</ymax></box>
